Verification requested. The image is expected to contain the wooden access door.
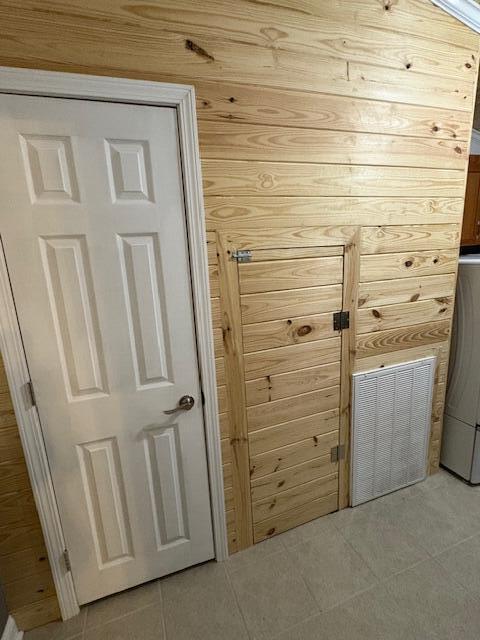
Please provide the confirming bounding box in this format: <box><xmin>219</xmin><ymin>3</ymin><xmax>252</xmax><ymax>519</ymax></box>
<box><xmin>0</xmin><ymin>94</ymin><xmax>214</xmax><ymax>604</ymax></box>
<box><xmin>218</xmin><ymin>229</ymin><xmax>358</xmax><ymax>547</ymax></box>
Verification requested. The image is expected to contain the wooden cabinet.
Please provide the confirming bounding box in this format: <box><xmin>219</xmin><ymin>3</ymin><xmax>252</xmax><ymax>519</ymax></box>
<box><xmin>461</xmin><ymin>156</ymin><xmax>480</xmax><ymax>246</ymax></box>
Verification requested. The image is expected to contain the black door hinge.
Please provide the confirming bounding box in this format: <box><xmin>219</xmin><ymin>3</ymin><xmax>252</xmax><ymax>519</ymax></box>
<box><xmin>333</xmin><ymin>311</ymin><xmax>349</xmax><ymax>331</ymax></box>
<box><xmin>331</xmin><ymin>445</ymin><xmax>346</xmax><ymax>463</ymax></box>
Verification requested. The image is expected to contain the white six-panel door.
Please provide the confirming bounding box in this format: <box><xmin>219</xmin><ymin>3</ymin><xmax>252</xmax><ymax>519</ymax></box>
<box><xmin>0</xmin><ymin>95</ymin><xmax>214</xmax><ymax>604</ymax></box>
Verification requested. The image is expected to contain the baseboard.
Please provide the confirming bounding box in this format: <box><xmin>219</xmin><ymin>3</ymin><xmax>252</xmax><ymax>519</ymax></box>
<box><xmin>1</xmin><ymin>617</ymin><xmax>23</xmax><ymax>640</ymax></box>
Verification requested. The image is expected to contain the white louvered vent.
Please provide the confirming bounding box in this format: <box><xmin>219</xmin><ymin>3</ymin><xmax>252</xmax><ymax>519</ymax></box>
<box><xmin>351</xmin><ymin>357</ymin><xmax>435</xmax><ymax>507</ymax></box>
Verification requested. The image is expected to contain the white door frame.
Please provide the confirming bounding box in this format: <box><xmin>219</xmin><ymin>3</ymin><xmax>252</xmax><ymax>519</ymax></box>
<box><xmin>0</xmin><ymin>66</ymin><xmax>228</xmax><ymax>620</ymax></box>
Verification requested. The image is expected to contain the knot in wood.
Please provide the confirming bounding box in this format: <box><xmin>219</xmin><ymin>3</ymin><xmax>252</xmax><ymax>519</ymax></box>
<box><xmin>297</xmin><ymin>325</ymin><xmax>312</xmax><ymax>337</ymax></box>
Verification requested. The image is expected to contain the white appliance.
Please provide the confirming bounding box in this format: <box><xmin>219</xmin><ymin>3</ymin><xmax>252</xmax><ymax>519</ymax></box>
<box><xmin>442</xmin><ymin>255</ymin><xmax>480</xmax><ymax>484</ymax></box>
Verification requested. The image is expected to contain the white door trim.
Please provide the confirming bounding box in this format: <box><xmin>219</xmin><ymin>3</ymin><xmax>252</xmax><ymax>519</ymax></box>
<box><xmin>431</xmin><ymin>0</ymin><xmax>480</xmax><ymax>33</ymax></box>
<box><xmin>1</xmin><ymin>616</ymin><xmax>23</xmax><ymax>640</ymax></box>
<box><xmin>0</xmin><ymin>66</ymin><xmax>227</xmax><ymax>619</ymax></box>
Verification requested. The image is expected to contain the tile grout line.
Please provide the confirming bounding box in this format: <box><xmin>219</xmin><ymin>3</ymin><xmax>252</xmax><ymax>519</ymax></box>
<box><xmin>222</xmin><ymin>562</ymin><xmax>255</xmax><ymax>640</ymax></box>
<box><xmin>156</xmin><ymin>579</ymin><xmax>168</xmax><ymax>640</ymax></box>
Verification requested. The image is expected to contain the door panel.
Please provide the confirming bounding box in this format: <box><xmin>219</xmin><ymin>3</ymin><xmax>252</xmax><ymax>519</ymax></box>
<box><xmin>0</xmin><ymin>95</ymin><xmax>214</xmax><ymax>604</ymax></box>
<box><xmin>220</xmin><ymin>243</ymin><xmax>344</xmax><ymax>545</ymax></box>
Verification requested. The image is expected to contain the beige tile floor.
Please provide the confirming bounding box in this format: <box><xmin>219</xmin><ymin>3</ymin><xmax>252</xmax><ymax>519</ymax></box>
<box><xmin>25</xmin><ymin>469</ymin><xmax>480</xmax><ymax>640</ymax></box>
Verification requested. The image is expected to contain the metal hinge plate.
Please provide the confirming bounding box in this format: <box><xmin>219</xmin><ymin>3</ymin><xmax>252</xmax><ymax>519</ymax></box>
<box><xmin>232</xmin><ymin>250</ymin><xmax>252</xmax><ymax>263</ymax></box>
<box><xmin>63</xmin><ymin>549</ymin><xmax>71</xmax><ymax>572</ymax></box>
<box><xmin>333</xmin><ymin>311</ymin><xmax>350</xmax><ymax>331</ymax></box>
<box><xmin>331</xmin><ymin>444</ymin><xmax>346</xmax><ymax>463</ymax></box>
<box><xmin>24</xmin><ymin>380</ymin><xmax>36</xmax><ymax>409</ymax></box>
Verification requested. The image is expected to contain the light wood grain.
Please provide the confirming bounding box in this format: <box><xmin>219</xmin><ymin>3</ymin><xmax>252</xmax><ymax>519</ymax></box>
<box><xmin>247</xmin><ymin>386</ymin><xmax>340</xmax><ymax>432</ymax></box>
<box><xmin>353</xmin><ymin>342</ymin><xmax>448</xmax><ymax>374</ymax></box>
<box><xmin>357</xmin><ymin>297</ymin><xmax>454</xmax><ymax>334</ymax></box>
<box><xmin>356</xmin><ymin>320</ymin><xmax>451</xmax><ymax>358</ymax></box>
<box><xmin>250</xmin><ymin>454</ymin><xmax>338</xmax><ymax>501</ymax></box>
<box><xmin>199</xmin><ymin>122</ymin><xmax>468</xmax><ymax>169</ymax></box>
<box><xmin>252</xmin><ymin>473</ymin><xmax>338</xmax><ymax>523</ymax></box>
<box><xmin>244</xmin><ymin>337</ymin><xmax>341</xmax><ymax>381</ymax></box>
<box><xmin>12</xmin><ymin>596</ymin><xmax>61</xmax><ymax>632</ymax></box>
<box><xmin>208</xmin><ymin>265</ymin><xmax>219</xmax><ymax>297</ymax></box>
<box><xmin>0</xmin><ymin>0</ymin><xmax>473</xmax><ymax>565</ymax></box>
<box><xmin>218</xmin><ymin>412</ymin><xmax>230</xmax><ymax>439</ymax></box>
<box><xmin>217</xmin><ymin>234</ymin><xmax>253</xmax><ymax>549</ymax></box>
<box><xmin>361</xmin><ymin>224</ymin><xmax>460</xmax><ymax>254</ymax></box>
<box><xmin>196</xmin><ymin>80</ymin><xmax>471</xmax><ymax>139</ymax></box>
<box><xmin>210</xmin><ymin>297</ymin><xmax>221</xmax><ymax>328</ymax></box>
<box><xmin>358</xmin><ymin>273</ymin><xmax>456</xmax><ymax>308</ymax></box>
<box><xmin>254</xmin><ymin>492</ymin><xmax>338</xmax><ymax>543</ymax></box>
<box><xmin>250</xmin><ymin>430</ymin><xmax>339</xmax><ymax>480</ymax></box>
<box><xmin>249</xmin><ymin>409</ymin><xmax>340</xmax><ymax>457</ymax></box>
<box><xmin>247</xmin><ymin>247</ymin><xmax>343</xmax><ymax>261</ymax></box>
<box><xmin>206</xmin><ymin>231</ymin><xmax>217</xmax><ymax>265</ymax></box>
<box><xmin>246</xmin><ymin>362</ymin><xmax>340</xmax><ymax>407</ymax></box>
<box><xmin>239</xmin><ymin>256</ymin><xmax>343</xmax><ymax>294</ymax></box>
<box><xmin>203</xmin><ymin>162</ymin><xmax>465</xmax><ymax>198</ymax></box>
<box><xmin>215</xmin><ymin>357</ymin><xmax>225</xmax><ymax>386</ymax></box>
<box><xmin>223</xmin><ymin>463</ymin><xmax>233</xmax><ymax>490</ymax></box>
<box><xmin>204</xmin><ymin>195</ymin><xmax>464</xmax><ymax>229</ymax></box>
<box><xmin>348</xmin><ymin>62</ymin><xmax>474</xmax><ymax>111</ymax></box>
<box><xmin>243</xmin><ymin>312</ymin><xmax>339</xmax><ymax>353</ymax></box>
<box><xmin>338</xmin><ymin>230</ymin><xmax>360</xmax><ymax>509</ymax></box>
<box><xmin>217</xmin><ymin>385</ymin><xmax>228</xmax><ymax>414</ymax></box>
<box><xmin>241</xmin><ymin>285</ymin><xmax>342</xmax><ymax>324</ymax></box>
<box><xmin>360</xmin><ymin>249</ymin><xmax>458</xmax><ymax>282</ymax></box>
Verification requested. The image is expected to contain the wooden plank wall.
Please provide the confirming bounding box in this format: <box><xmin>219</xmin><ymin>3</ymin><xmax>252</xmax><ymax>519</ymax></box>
<box><xmin>0</xmin><ymin>0</ymin><xmax>478</xmax><ymax>625</ymax></box>
<box><xmin>0</xmin><ymin>355</ymin><xmax>60</xmax><ymax>629</ymax></box>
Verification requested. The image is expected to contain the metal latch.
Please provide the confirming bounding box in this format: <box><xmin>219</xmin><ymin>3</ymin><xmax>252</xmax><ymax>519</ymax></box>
<box><xmin>24</xmin><ymin>380</ymin><xmax>36</xmax><ymax>409</ymax></box>
<box><xmin>333</xmin><ymin>311</ymin><xmax>349</xmax><ymax>331</ymax></box>
<box><xmin>331</xmin><ymin>445</ymin><xmax>345</xmax><ymax>463</ymax></box>
<box><xmin>63</xmin><ymin>549</ymin><xmax>71</xmax><ymax>572</ymax></box>
<box><xmin>232</xmin><ymin>250</ymin><xmax>252</xmax><ymax>263</ymax></box>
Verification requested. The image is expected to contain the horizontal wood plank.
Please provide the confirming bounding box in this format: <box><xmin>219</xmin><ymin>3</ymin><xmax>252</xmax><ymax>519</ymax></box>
<box><xmin>250</xmin><ymin>430</ymin><xmax>339</xmax><ymax>479</ymax></box>
<box><xmin>358</xmin><ymin>273</ymin><xmax>456</xmax><ymax>308</ymax></box>
<box><xmin>204</xmin><ymin>195</ymin><xmax>464</xmax><ymax>230</ymax></box>
<box><xmin>353</xmin><ymin>341</ymin><xmax>448</xmax><ymax>374</ymax></box>
<box><xmin>243</xmin><ymin>312</ymin><xmax>339</xmax><ymax>354</ymax></box>
<box><xmin>254</xmin><ymin>492</ymin><xmax>338</xmax><ymax>543</ymax></box>
<box><xmin>210</xmin><ymin>298</ymin><xmax>221</xmax><ymax>328</ymax></box>
<box><xmin>356</xmin><ymin>320</ymin><xmax>451</xmax><ymax>359</ymax></box>
<box><xmin>215</xmin><ymin>357</ymin><xmax>225</xmax><ymax>386</ymax></box>
<box><xmin>239</xmin><ymin>256</ymin><xmax>343</xmax><ymax>294</ymax></box>
<box><xmin>206</xmin><ymin>231</ymin><xmax>217</xmax><ymax>265</ymax></box>
<box><xmin>241</xmin><ymin>285</ymin><xmax>342</xmax><ymax>324</ymax></box>
<box><xmin>199</xmin><ymin>121</ymin><xmax>468</xmax><ymax>169</ymax></box>
<box><xmin>247</xmin><ymin>386</ymin><xmax>340</xmax><ymax>431</ymax></box>
<box><xmin>203</xmin><ymin>162</ymin><xmax>465</xmax><ymax>197</ymax></box>
<box><xmin>360</xmin><ymin>249</ymin><xmax>458</xmax><ymax>282</ymax></box>
<box><xmin>246</xmin><ymin>362</ymin><xmax>340</xmax><ymax>407</ymax></box>
<box><xmin>361</xmin><ymin>224</ymin><xmax>460</xmax><ymax>254</ymax></box>
<box><xmin>357</xmin><ymin>297</ymin><xmax>454</xmax><ymax>334</ymax></box>
<box><xmin>250</xmin><ymin>454</ymin><xmax>338</xmax><ymax>501</ymax></box>
<box><xmin>244</xmin><ymin>337</ymin><xmax>341</xmax><ymax>381</ymax></box>
<box><xmin>249</xmin><ymin>409</ymin><xmax>340</xmax><ymax>457</ymax></box>
<box><xmin>252</xmin><ymin>473</ymin><xmax>338</xmax><ymax>524</ymax></box>
<box><xmin>196</xmin><ymin>79</ymin><xmax>471</xmax><ymax>139</ymax></box>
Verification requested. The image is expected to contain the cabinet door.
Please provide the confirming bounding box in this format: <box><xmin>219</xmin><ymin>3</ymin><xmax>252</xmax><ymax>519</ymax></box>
<box><xmin>462</xmin><ymin>158</ymin><xmax>480</xmax><ymax>246</ymax></box>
